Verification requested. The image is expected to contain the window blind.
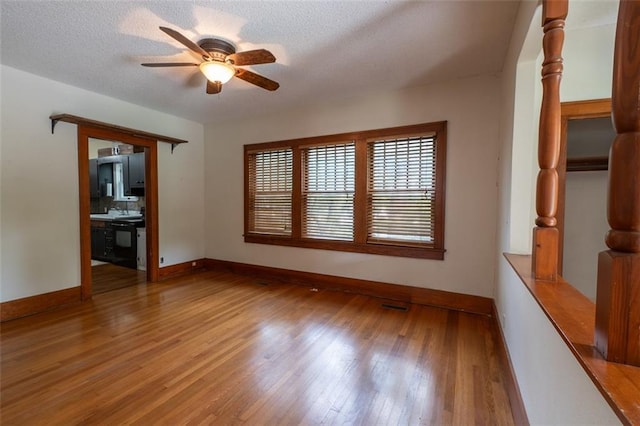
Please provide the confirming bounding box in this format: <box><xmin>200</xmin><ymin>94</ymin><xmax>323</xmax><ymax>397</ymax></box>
<box><xmin>302</xmin><ymin>143</ymin><xmax>355</xmax><ymax>240</ymax></box>
<box><xmin>367</xmin><ymin>134</ymin><xmax>436</xmax><ymax>246</ymax></box>
<box><xmin>248</xmin><ymin>148</ymin><xmax>293</xmax><ymax>235</ymax></box>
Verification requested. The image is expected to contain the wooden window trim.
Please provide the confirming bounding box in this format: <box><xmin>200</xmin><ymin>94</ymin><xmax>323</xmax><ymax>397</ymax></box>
<box><xmin>244</xmin><ymin>122</ymin><xmax>447</xmax><ymax>260</ymax></box>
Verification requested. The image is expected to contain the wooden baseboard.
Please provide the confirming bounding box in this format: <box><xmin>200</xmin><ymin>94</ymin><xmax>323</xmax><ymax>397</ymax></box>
<box><xmin>1</xmin><ymin>287</ymin><xmax>81</xmax><ymax>322</ymax></box>
<box><xmin>159</xmin><ymin>259</ymin><xmax>207</xmax><ymax>280</ymax></box>
<box><xmin>1</xmin><ymin>258</ymin><xmax>207</xmax><ymax>321</ymax></box>
<box><xmin>204</xmin><ymin>258</ymin><xmax>493</xmax><ymax>316</ymax></box>
<box><xmin>1</xmin><ymin>258</ymin><xmax>492</xmax><ymax>320</ymax></box>
<box><xmin>492</xmin><ymin>302</ymin><xmax>529</xmax><ymax>425</ymax></box>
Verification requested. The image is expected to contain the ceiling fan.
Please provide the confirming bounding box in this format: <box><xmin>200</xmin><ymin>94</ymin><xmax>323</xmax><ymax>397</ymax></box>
<box><xmin>142</xmin><ymin>26</ymin><xmax>279</xmax><ymax>94</ymax></box>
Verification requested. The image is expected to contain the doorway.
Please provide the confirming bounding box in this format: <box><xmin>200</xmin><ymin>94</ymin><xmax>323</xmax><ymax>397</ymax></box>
<box><xmin>77</xmin><ymin>126</ymin><xmax>159</xmax><ymax>299</ymax></box>
<box><xmin>88</xmin><ymin>138</ymin><xmax>147</xmax><ymax>293</ymax></box>
<box><xmin>558</xmin><ymin>99</ymin><xmax>612</xmax><ymax>300</ymax></box>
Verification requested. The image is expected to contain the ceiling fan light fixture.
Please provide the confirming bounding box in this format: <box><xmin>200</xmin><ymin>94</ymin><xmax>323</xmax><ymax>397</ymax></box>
<box><xmin>199</xmin><ymin>61</ymin><xmax>235</xmax><ymax>84</ymax></box>
<box><xmin>143</xmin><ymin>28</ymin><xmax>279</xmax><ymax>93</ymax></box>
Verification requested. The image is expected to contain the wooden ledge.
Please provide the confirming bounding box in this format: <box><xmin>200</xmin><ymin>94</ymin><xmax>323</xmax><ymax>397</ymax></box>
<box><xmin>505</xmin><ymin>253</ymin><xmax>640</xmax><ymax>425</ymax></box>
<box><xmin>50</xmin><ymin>114</ymin><xmax>188</xmax><ymax>151</ymax></box>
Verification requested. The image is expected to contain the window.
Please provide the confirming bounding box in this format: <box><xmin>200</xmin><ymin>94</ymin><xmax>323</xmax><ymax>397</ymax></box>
<box><xmin>244</xmin><ymin>122</ymin><xmax>446</xmax><ymax>259</ymax></box>
<box><xmin>302</xmin><ymin>143</ymin><xmax>355</xmax><ymax>241</ymax></box>
<box><xmin>246</xmin><ymin>148</ymin><xmax>292</xmax><ymax>235</ymax></box>
<box><xmin>368</xmin><ymin>134</ymin><xmax>437</xmax><ymax>246</ymax></box>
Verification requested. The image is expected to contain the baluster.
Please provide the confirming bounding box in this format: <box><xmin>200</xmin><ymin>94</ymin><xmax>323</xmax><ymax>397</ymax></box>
<box><xmin>532</xmin><ymin>0</ymin><xmax>568</xmax><ymax>281</ymax></box>
<box><xmin>595</xmin><ymin>0</ymin><xmax>640</xmax><ymax>366</ymax></box>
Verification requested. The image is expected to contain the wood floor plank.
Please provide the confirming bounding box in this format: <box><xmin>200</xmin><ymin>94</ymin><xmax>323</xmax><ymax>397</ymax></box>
<box><xmin>1</xmin><ymin>270</ymin><xmax>516</xmax><ymax>425</ymax></box>
<box><xmin>91</xmin><ymin>263</ymin><xmax>147</xmax><ymax>294</ymax></box>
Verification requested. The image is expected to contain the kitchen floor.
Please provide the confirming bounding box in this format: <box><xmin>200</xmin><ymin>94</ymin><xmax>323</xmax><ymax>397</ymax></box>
<box><xmin>91</xmin><ymin>263</ymin><xmax>146</xmax><ymax>294</ymax></box>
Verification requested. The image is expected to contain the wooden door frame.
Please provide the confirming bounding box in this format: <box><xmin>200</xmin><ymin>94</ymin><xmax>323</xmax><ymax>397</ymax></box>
<box><xmin>557</xmin><ymin>98</ymin><xmax>611</xmax><ymax>273</ymax></box>
<box><xmin>78</xmin><ymin>125</ymin><xmax>160</xmax><ymax>299</ymax></box>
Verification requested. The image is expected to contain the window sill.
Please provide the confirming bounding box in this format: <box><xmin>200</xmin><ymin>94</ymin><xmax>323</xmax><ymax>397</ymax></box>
<box><xmin>244</xmin><ymin>234</ymin><xmax>445</xmax><ymax>260</ymax></box>
<box><xmin>504</xmin><ymin>253</ymin><xmax>640</xmax><ymax>425</ymax></box>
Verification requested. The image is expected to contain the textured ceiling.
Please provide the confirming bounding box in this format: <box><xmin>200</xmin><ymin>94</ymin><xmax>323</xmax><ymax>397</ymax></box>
<box><xmin>0</xmin><ymin>1</ymin><xmax>611</xmax><ymax>125</ymax></box>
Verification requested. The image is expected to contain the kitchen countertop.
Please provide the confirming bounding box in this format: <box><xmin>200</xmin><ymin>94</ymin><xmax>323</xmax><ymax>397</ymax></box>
<box><xmin>90</xmin><ymin>213</ymin><xmax>143</xmax><ymax>221</ymax></box>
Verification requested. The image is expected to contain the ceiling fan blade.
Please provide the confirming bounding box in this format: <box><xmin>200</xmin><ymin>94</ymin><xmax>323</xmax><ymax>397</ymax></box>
<box><xmin>206</xmin><ymin>80</ymin><xmax>222</xmax><ymax>94</ymax></box>
<box><xmin>234</xmin><ymin>69</ymin><xmax>280</xmax><ymax>91</ymax></box>
<box><xmin>159</xmin><ymin>26</ymin><xmax>211</xmax><ymax>59</ymax></box>
<box><xmin>226</xmin><ymin>49</ymin><xmax>275</xmax><ymax>66</ymax></box>
<box><xmin>141</xmin><ymin>62</ymin><xmax>199</xmax><ymax>67</ymax></box>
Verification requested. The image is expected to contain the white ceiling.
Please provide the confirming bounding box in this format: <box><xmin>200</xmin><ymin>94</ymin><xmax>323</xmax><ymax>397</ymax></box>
<box><xmin>0</xmin><ymin>1</ymin><xmax>616</xmax><ymax>125</ymax></box>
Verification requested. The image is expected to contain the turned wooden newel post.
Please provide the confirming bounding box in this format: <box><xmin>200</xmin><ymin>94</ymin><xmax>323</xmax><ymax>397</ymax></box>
<box><xmin>595</xmin><ymin>0</ymin><xmax>640</xmax><ymax>367</ymax></box>
<box><xmin>532</xmin><ymin>0</ymin><xmax>567</xmax><ymax>281</ymax></box>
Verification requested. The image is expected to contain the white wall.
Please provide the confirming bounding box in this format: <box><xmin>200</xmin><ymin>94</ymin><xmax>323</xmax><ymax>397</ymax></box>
<box><xmin>0</xmin><ymin>65</ymin><xmax>205</xmax><ymax>302</ymax></box>
<box><xmin>509</xmin><ymin>55</ymin><xmax>542</xmax><ymax>254</ymax></box>
<box><xmin>563</xmin><ymin>171</ymin><xmax>608</xmax><ymax>301</ymax></box>
<box><xmin>494</xmin><ymin>1</ymin><xmax>618</xmax><ymax>423</ymax></box>
<box><xmin>204</xmin><ymin>74</ymin><xmax>502</xmax><ymax>298</ymax></box>
<box><xmin>496</xmin><ymin>260</ymin><xmax>619</xmax><ymax>425</ymax></box>
<box><xmin>562</xmin><ymin>24</ymin><xmax>616</xmax><ymax>102</ymax></box>
<box><xmin>88</xmin><ymin>139</ymin><xmax>115</xmax><ymax>159</ymax></box>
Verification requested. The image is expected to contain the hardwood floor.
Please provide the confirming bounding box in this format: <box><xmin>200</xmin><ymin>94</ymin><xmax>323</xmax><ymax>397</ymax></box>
<box><xmin>1</xmin><ymin>270</ymin><xmax>516</xmax><ymax>425</ymax></box>
<box><xmin>91</xmin><ymin>263</ymin><xmax>146</xmax><ymax>294</ymax></box>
